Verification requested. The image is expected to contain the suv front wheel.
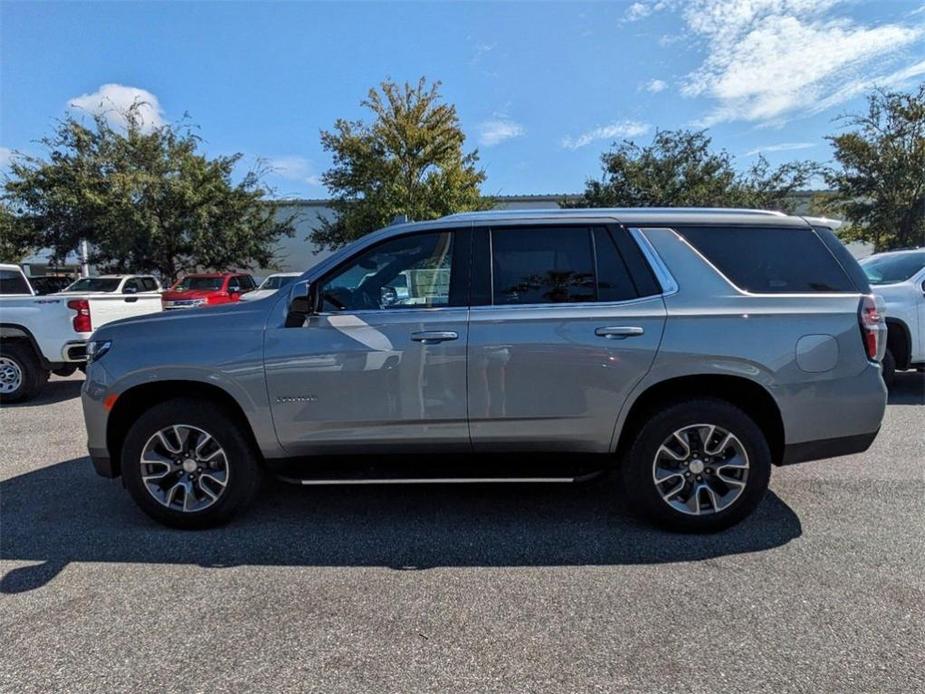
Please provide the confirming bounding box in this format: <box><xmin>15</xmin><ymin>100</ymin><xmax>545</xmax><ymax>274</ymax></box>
<box><xmin>121</xmin><ymin>398</ymin><xmax>262</xmax><ymax>529</ymax></box>
<box><xmin>620</xmin><ymin>399</ymin><xmax>772</xmax><ymax>532</ymax></box>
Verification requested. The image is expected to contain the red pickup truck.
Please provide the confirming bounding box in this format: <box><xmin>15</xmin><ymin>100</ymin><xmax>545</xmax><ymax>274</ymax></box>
<box><xmin>161</xmin><ymin>272</ymin><xmax>257</xmax><ymax>310</ymax></box>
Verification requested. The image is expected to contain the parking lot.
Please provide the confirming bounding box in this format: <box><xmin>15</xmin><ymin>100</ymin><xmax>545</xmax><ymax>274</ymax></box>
<box><xmin>0</xmin><ymin>373</ymin><xmax>922</xmax><ymax>693</ymax></box>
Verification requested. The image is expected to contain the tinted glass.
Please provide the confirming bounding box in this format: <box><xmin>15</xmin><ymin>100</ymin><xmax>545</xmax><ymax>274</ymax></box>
<box><xmin>123</xmin><ymin>279</ymin><xmax>142</xmax><ymax>292</ymax></box>
<box><xmin>861</xmin><ymin>252</ymin><xmax>925</xmax><ymax>285</ymax></box>
<box><xmin>142</xmin><ymin>278</ymin><xmax>159</xmax><ymax>291</ymax></box>
<box><xmin>677</xmin><ymin>226</ymin><xmax>855</xmax><ymax>293</ymax></box>
<box><xmin>0</xmin><ymin>269</ymin><xmax>32</xmax><ymax>294</ymax></box>
<box><xmin>491</xmin><ymin>227</ymin><xmax>595</xmax><ymax>305</ymax></box>
<box><xmin>812</xmin><ymin>226</ymin><xmax>870</xmax><ymax>293</ymax></box>
<box><xmin>175</xmin><ymin>276</ymin><xmax>223</xmax><ymax>291</ymax></box>
<box><xmin>320</xmin><ymin>231</ymin><xmax>455</xmax><ymax>311</ymax></box>
<box><xmin>64</xmin><ymin>277</ymin><xmax>121</xmax><ymax>292</ymax></box>
<box><xmin>593</xmin><ymin>228</ymin><xmax>638</xmax><ymax>302</ymax></box>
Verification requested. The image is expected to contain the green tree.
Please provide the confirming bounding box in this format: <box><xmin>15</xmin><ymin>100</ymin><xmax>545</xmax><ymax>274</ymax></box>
<box><xmin>571</xmin><ymin>129</ymin><xmax>818</xmax><ymax>212</ymax></box>
<box><xmin>0</xmin><ymin>201</ymin><xmax>37</xmax><ymax>263</ymax></box>
<box><xmin>314</xmin><ymin>77</ymin><xmax>487</xmax><ymax>251</ymax></box>
<box><xmin>4</xmin><ymin>105</ymin><xmax>294</xmax><ymax>283</ymax></box>
<box><xmin>826</xmin><ymin>85</ymin><xmax>925</xmax><ymax>252</ymax></box>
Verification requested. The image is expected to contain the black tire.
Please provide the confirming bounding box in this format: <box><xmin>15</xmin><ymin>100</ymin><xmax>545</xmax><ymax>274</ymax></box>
<box><xmin>121</xmin><ymin>398</ymin><xmax>262</xmax><ymax>529</ymax></box>
<box><xmin>619</xmin><ymin>398</ymin><xmax>772</xmax><ymax>533</ymax></box>
<box><xmin>881</xmin><ymin>348</ymin><xmax>896</xmax><ymax>388</ymax></box>
<box><xmin>0</xmin><ymin>341</ymin><xmax>50</xmax><ymax>403</ymax></box>
<box><xmin>52</xmin><ymin>364</ymin><xmax>78</xmax><ymax>378</ymax></box>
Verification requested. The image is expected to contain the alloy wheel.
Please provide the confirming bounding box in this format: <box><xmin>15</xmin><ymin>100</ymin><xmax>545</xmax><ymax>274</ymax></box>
<box><xmin>139</xmin><ymin>424</ymin><xmax>230</xmax><ymax>513</ymax></box>
<box><xmin>652</xmin><ymin>423</ymin><xmax>749</xmax><ymax>516</ymax></box>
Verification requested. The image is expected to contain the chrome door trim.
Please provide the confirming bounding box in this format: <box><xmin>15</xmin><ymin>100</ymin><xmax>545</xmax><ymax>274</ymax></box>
<box><xmin>628</xmin><ymin>227</ymin><xmax>680</xmax><ymax>295</ymax></box>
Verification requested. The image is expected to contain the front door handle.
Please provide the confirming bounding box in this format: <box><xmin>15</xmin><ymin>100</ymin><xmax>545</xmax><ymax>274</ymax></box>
<box><xmin>595</xmin><ymin>326</ymin><xmax>644</xmax><ymax>339</ymax></box>
<box><xmin>411</xmin><ymin>330</ymin><xmax>459</xmax><ymax>344</ymax></box>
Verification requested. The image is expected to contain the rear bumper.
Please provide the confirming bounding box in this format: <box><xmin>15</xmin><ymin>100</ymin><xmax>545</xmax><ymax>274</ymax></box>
<box><xmin>779</xmin><ymin>430</ymin><xmax>879</xmax><ymax>466</ymax></box>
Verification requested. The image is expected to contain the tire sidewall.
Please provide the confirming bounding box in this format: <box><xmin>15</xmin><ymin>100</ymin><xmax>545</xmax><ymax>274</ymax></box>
<box><xmin>0</xmin><ymin>343</ymin><xmax>45</xmax><ymax>403</ymax></box>
<box><xmin>621</xmin><ymin>399</ymin><xmax>772</xmax><ymax>533</ymax></box>
<box><xmin>121</xmin><ymin>399</ymin><xmax>260</xmax><ymax>529</ymax></box>
<box><xmin>881</xmin><ymin>348</ymin><xmax>896</xmax><ymax>388</ymax></box>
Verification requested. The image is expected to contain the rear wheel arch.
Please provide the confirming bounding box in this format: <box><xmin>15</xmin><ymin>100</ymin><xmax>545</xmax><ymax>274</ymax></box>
<box><xmin>106</xmin><ymin>380</ymin><xmax>262</xmax><ymax>477</ymax></box>
<box><xmin>614</xmin><ymin>374</ymin><xmax>785</xmax><ymax>466</ymax></box>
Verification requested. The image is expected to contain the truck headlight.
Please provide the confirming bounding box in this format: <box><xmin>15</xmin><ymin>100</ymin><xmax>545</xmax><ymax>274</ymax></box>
<box><xmin>86</xmin><ymin>339</ymin><xmax>112</xmax><ymax>363</ymax></box>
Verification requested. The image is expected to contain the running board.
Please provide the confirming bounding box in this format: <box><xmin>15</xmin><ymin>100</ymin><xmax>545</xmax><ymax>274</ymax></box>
<box><xmin>275</xmin><ymin>472</ymin><xmax>603</xmax><ymax>486</ymax></box>
<box><xmin>267</xmin><ymin>454</ymin><xmax>610</xmax><ymax>487</ymax></box>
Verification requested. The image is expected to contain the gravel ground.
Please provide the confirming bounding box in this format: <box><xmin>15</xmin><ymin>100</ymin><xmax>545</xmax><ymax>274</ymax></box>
<box><xmin>1</xmin><ymin>372</ymin><xmax>923</xmax><ymax>693</ymax></box>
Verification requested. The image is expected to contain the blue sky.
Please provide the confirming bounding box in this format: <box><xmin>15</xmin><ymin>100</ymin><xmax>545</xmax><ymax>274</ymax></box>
<box><xmin>2</xmin><ymin>1</ymin><xmax>924</xmax><ymax>198</ymax></box>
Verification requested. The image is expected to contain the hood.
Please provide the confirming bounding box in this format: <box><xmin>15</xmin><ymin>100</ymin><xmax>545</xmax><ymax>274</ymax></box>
<box><xmin>92</xmin><ymin>299</ymin><xmax>268</xmax><ymax>340</ymax></box>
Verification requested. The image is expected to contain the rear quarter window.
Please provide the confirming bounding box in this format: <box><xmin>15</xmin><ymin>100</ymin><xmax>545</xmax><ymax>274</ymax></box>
<box><xmin>675</xmin><ymin>225</ymin><xmax>856</xmax><ymax>293</ymax></box>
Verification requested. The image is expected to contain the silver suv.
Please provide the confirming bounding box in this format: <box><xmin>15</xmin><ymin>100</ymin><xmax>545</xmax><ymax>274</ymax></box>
<box><xmin>81</xmin><ymin>209</ymin><xmax>888</xmax><ymax>531</ymax></box>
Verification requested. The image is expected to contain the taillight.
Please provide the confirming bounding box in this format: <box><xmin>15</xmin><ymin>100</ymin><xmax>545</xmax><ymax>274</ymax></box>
<box><xmin>858</xmin><ymin>294</ymin><xmax>885</xmax><ymax>361</ymax></box>
<box><xmin>67</xmin><ymin>299</ymin><xmax>92</xmax><ymax>333</ymax></box>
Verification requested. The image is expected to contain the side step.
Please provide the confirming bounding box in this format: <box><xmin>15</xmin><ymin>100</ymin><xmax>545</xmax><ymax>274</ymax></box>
<box><xmin>267</xmin><ymin>454</ymin><xmax>610</xmax><ymax>487</ymax></box>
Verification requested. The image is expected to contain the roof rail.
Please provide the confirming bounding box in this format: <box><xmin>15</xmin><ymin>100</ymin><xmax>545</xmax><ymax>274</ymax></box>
<box><xmin>440</xmin><ymin>207</ymin><xmax>788</xmax><ymax>220</ymax></box>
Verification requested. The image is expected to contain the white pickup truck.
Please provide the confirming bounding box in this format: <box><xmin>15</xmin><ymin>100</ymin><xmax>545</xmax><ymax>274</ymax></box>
<box><xmin>0</xmin><ymin>264</ymin><xmax>163</xmax><ymax>402</ymax></box>
<box><xmin>860</xmin><ymin>249</ymin><xmax>925</xmax><ymax>385</ymax></box>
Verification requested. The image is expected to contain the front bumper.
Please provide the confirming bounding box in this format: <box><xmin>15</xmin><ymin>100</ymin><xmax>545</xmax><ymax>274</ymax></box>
<box><xmin>89</xmin><ymin>446</ymin><xmax>117</xmax><ymax>477</ymax></box>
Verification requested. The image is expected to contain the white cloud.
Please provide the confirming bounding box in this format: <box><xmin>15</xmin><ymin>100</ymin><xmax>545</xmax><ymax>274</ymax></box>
<box><xmin>561</xmin><ymin>120</ymin><xmax>651</xmax><ymax>150</ymax></box>
<box><xmin>746</xmin><ymin>142</ymin><xmax>816</xmax><ymax>156</ymax></box>
<box><xmin>267</xmin><ymin>156</ymin><xmax>321</xmax><ymax>186</ymax></box>
<box><xmin>678</xmin><ymin>0</ymin><xmax>925</xmax><ymax>125</ymax></box>
<box><xmin>478</xmin><ymin>119</ymin><xmax>525</xmax><ymax>147</ymax></box>
<box><xmin>645</xmin><ymin>79</ymin><xmax>668</xmax><ymax>93</ymax></box>
<box><xmin>623</xmin><ymin>1</ymin><xmax>666</xmax><ymax>22</ymax></box>
<box><xmin>68</xmin><ymin>83</ymin><xmax>165</xmax><ymax>131</ymax></box>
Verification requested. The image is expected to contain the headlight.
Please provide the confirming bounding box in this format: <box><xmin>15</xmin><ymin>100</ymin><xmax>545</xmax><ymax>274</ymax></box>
<box><xmin>86</xmin><ymin>339</ymin><xmax>112</xmax><ymax>362</ymax></box>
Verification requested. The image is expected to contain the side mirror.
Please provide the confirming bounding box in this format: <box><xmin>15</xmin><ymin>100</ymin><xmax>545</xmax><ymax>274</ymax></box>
<box><xmin>285</xmin><ymin>280</ymin><xmax>315</xmax><ymax>328</ymax></box>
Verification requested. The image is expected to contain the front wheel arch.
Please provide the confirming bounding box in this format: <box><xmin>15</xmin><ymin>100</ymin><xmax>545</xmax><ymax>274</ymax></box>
<box><xmin>106</xmin><ymin>381</ymin><xmax>262</xmax><ymax>478</ymax></box>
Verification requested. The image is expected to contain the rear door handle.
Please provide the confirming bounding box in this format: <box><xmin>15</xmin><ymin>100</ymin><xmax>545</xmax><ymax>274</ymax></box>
<box><xmin>595</xmin><ymin>326</ymin><xmax>644</xmax><ymax>339</ymax></box>
<box><xmin>411</xmin><ymin>330</ymin><xmax>459</xmax><ymax>344</ymax></box>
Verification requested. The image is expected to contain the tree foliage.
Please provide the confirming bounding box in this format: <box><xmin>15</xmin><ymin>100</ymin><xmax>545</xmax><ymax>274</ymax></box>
<box><xmin>3</xmin><ymin>105</ymin><xmax>294</xmax><ymax>282</ymax></box>
<box><xmin>826</xmin><ymin>85</ymin><xmax>925</xmax><ymax>252</ymax></box>
<box><xmin>570</xmin><ymin>129</ymin><xmax>819</xmax><ymax>212</ymax></box>
<box><xmin>0</xmin><ymin>201</ymin><xmax>36</xmax><ymax>263</ymax></box>
<box><xmin>314</xmin><ymin>78</ymin><xmax>487</xmax><ymax>251</ymax></box>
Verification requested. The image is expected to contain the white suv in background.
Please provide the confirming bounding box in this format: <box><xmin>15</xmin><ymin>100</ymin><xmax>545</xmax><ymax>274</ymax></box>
<box><xmin>60</xmin><ymin>274</ymin><xmax>162</xmax><ymax>295</ymax></box>
<box><xmin>861</xmin><ymin>249</ymin><xmax>925</xmax><ymax>385</ymax></box>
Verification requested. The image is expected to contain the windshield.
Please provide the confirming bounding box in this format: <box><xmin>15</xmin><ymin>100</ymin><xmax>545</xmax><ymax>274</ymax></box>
<box><xmin>64</xmin><ymin>277</ymin><xmax>121</xmax><ymax>292</ymax></box>
<box><xmin>259</xmin><ymin>275</ymin><xmax>298</xmax><ymax>290</ymax></box>
<box><xmin>861</xmin><ymin>252</ymin><xmax>925</xmax><ymax>285</ymax></box>
<box><xmin>174</xmin><ymin>276</ymin><xmax>224</xmax><ymax>291</ymax></box>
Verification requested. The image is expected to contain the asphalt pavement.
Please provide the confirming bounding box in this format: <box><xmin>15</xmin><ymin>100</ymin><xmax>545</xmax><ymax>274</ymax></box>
<box><xmin>1</xmin><ymin>372</ymin><xmax>923</xmax><ymax>693</ymax></box>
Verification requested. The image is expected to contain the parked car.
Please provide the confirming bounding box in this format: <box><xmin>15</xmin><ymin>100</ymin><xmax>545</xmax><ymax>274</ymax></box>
<box><xmin>0</xmin><ymin>265</ymin><xmax>162</xmax><ymax>402</ymax></box>
<box><xmin>161</xmin><ymin>273</ymin><xmax>256</xmax><ymax>309</ymax></box>
<box><xmin>61</xmin><ymin>274</ymin><xmax>162</xmax><ymax>295</ymax></box>
<box><xmin>860</xmin><ymin>249</ymin><xmax>925</xmax><ymax>385</ymax></box>
<box><xmin>82</xmin><ymin>209</ymin><xmax>887</xmax><ymax>531</ymax></box>
<box><xmin>28</xmin><ymin>275</ymin><xmax>74</xmax><ymax>295</ymax></box>
<box><xmin>240</xmin><ymin>272</ymin><xmax>301</xmax><ymax>302</ymax></box>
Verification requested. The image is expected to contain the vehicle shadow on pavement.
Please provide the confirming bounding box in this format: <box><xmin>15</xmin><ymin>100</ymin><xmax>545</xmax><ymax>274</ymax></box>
<box><xmin>2</xmin><ymin>377</ymin><xmax>83</xmax><ymax>407</ymax></box>
<box><xmin>0</xmin><ymin>457</ymin><xmax>802</xmax><ymax>593</ymax></box>
<box><xmin>887</xmin><ymin>371</ymin><xmax>925</xmax><ymax>406</ymax></box>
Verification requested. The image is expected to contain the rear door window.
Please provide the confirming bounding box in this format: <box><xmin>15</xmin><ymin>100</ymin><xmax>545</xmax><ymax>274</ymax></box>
<box><xmin>675</xmin><ymin>225</ymin><xmax>855</xmax><ymax>293</ymax></box>
<box><xmin>0</xmin><ymin>269</ymin><xmax>31</xmax><ymax>294</ymax></box>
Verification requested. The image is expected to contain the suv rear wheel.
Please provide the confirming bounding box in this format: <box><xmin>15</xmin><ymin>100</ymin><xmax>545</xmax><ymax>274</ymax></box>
<box><xmin>121</xmin><ymin>398</ymin><xmax>262</xmax><ymax>529</ymax></box>
<box><xmin>620</xmin><ymin>399</ymin><xmax>772</xmax><ymax>532</ymax></box>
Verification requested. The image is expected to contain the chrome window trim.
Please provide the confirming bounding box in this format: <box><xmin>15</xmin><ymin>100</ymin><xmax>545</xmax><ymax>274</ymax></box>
<box><xmin>469</xmin><ymin>294</ymin><xmax>664</xmax><ymax>313</ymax></box>
<box><xmin>628</xmin><ymin>227</ymin><xmax>679</xmax><ymax>295</ymax></box>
